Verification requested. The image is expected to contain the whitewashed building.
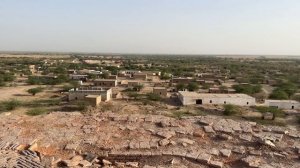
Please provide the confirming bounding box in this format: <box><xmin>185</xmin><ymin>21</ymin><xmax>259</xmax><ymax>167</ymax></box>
<box><xmin>68</xmin><ymin>87</ymin><xmax>112</xmax><ymax>102</ymax></box>
<box><xmin>264</xmin><ymin>100</ymin><xmax>300</xmax><ymax>110</ymax></box>
<box><xmin>178</xmin><ymin>92</ymin><xmax>255</xmax><ymax>106</ymax></box>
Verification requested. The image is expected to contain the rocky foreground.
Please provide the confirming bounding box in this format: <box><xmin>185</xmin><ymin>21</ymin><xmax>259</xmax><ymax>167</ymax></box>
<box><xmin>0</xmin><ymin>112</ymin><xmax>299</xmax><ymax>168</ymax></box>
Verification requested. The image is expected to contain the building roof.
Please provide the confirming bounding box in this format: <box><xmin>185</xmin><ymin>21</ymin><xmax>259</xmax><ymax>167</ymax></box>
<box><xmin>265</xmin><ymin>99</ymin><xmax>299</xmax><ymax>103</ymax></box>
<box><xmin>153</xmin><ymin>87</ymin><xmax>166</xmax><ymax>90</ymax></box>
<box><xmin>179</xmin><ymin>91</ymin><xmax>254</xmax><ymax>99</ymax></box>
<box><xmin>85</xmin><ymin>95</ymin><xmax>101</xmax><ymax>98</ymax></box>
<box><xmin>94</xmin><ymin>79</ymin><xmax>117</xmax><ymax>82</ymax></box>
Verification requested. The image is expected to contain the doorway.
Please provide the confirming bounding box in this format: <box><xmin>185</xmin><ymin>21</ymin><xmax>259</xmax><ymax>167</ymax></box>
<box><xmin>196</xmin><ymin>99</ymin><xmax>202</xmax><ymax>104</ymax></box>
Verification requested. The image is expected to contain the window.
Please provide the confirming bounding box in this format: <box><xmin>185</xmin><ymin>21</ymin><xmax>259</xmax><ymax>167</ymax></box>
<box><xmin>292</xmin><ymin>106</ymin><xmax>294</xmax><ymax>109</ymax></box>
<box><xmin>210</xmin><ymin>100</ymin><xmax>212</xmax><ymax>103</ymax></box>
<box><xmin>224</xmin><ymin>101</ymin><xmax>226</xmax><ymax>104</ymax></box>
<box><xmin>247</xmin><ymin>102</ymin><xmax>249</xmax><ymax>105</ymax></box>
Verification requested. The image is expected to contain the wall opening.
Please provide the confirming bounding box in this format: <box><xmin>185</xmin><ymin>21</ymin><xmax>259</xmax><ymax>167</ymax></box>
<box><xmin>292</xmin><ymin>106</ymin><xmax>294</xmax><ymax>109</ymax></box>
<box><xmin>196</xmin><ymin>99</ymin><xmax>202</xmax><ymax>104</ymax></box>
<box><xmin>210</xmin><ymin>100</ymin><xmax>212</xmax><ymax>103</ymax></box>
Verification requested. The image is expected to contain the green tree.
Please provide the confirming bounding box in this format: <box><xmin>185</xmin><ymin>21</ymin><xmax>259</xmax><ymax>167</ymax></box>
<box><xmin>223</xmin><ymin>104</ymin><xmax>240</xmax><ymax>116</ymax></box>
<box><xmin>27</xmin><ymin>87</ymin><xmax>44</xmax><ymax>96</ymax></box>
<box><xmin>269</xmin><ymin>90</ymin><xmax>289</xmax><ymax>100</ymax></box>
<box><xmin>187</xmin><ymin>82</ymin><xmax>199</xmax><ymax>91</ymax></box>
<box><xmin>176</xmin><ymin>83</ymin><xmax>186</xmax><ymax>91</ymax></box>
<box><xmin>146</xmin><ymin>93</ymin><xmax>161</xmax><ymax>101</ymax></box>
<box><xmin>133</xmin><ymin>84</ymin><xmax>144</xmax><ymax>92</ymax></box>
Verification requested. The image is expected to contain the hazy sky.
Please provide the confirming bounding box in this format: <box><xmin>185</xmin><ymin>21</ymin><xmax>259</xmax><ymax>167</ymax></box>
<box><xmin>1</xmin><ymin>0</ymin><xmax>300</xmax><ymax>55</ymax></box>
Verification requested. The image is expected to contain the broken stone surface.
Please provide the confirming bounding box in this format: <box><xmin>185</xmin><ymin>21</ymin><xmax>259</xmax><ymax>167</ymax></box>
<box><xmin>232</xmin><ymin>146</ymin><xmax>246</xmax><ymax>154</ymax></box>
<box><xmin>126</xmin><ymin>161</ymin><xmax>139</xmax><ymax>167</ymax></box>
<box><xmin>209</xmin><ymin>148</ymin><xmax>220</xmax><ymax>156</ymax></box>
<box><xmin>159</xmin><ymin>139</ymin><xmax>170</xmax><ymax>146</ymax></box>
<box><xmin>242</xmin><ymin>156</ymin><xmax>261</xmax><ymax>168</ymax></box>
<box><xmin>179</xmin><ymin>138</ymin><xmax>195</xmax><ymax>145</ymax></box>
<box><xmin>220</xmin><ymin>149</ymin><xmax>231</xmax><ymax>157</ymax></box>
<box><xmin>204</xmin><ymin>126</ymin><xmax>215</xmax><ymax>133</ymax></box>
<box><xmin>156</xmin><ymin>130</ymin><xmax>176</xmax><ymax>139</ymax></box>
<box><xmin>197</xmin><ymin>153</ymin><xmax>211</xmax><ymax>164</ymax></box>
<box><xmin>209</xmin><ymin>160</ymin><xmax>224</xmax><ymax>168</ymax></box>
<box><xmin>239</xmin><ymin>134</ymin><xmax>252</xmax><ymax>141</ymax></box>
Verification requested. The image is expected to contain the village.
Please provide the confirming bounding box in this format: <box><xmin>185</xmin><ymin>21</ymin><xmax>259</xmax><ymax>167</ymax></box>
<box><xmin>0</xmin><ymin>53</ymin><xmax>299</xmax><ymax>167</ymax></box>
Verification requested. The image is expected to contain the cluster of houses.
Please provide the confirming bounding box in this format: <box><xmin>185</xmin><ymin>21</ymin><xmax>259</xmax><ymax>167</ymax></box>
<box><xmin>25</xmin><ymin>57</ymin><xmax>292</xmax><ymax>111</ymax></box>
<box><xmin>66</xmin><ymin>67</ymin><xmax>300</xmax><ymax>110</ymax></box>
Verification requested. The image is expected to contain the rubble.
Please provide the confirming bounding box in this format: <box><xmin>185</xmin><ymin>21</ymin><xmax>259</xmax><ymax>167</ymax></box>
<box><xmin>0</xmin><ymin>112</ymin><xmax>298</xmax><ymax>167</ymax></box>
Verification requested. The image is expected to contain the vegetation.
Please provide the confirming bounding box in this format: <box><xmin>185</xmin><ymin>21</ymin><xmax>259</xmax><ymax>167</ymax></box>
<box><xmin>133</xmin><ymin>84</ymin><xmax>144</xmax><ymax>92</ymax></box>
<box><xmin>176</xmin><ymin>83</ymin><xmax>186</xmax><ymax>91</ymax></box>
<box><xmin>27</xmin><ymin>87</ymin><xmax>44</xmax><ymax>96</ymax></box>
<box><xmin>187</xmin><ymin>82</ymin><xmax>199</xmax><ymax>91</ymax></box>
<box><xmin>0</xmin><ymin>99</ymin><xmax>21</xmax><ymax>112</ymax></box>
<box><xmin>233</xmin><ymin>84</ymin><xmax>262</xmax><ymax>95</ymax></box>
<box><xmin>223</xmin><ymin>104</ymin><xmax>240</xmax><ymax>116</ymax></box>
<box><xmin>26</xmin><ymin>108</ymin><xmax>48</xmax><ymax>116</ymax></box>
<box><xmin>146</xmin><ymin>93</ymin><xmax>161</xmax><ymax>101</ymax></box>
<box><xmin>255</xmin><ymin>106</ymin><xmax>285</xmax><ymax>118</ymax></box>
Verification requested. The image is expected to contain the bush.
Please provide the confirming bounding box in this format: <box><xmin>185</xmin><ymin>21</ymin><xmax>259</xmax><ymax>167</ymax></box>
<box><xmin>27</xmin><ymin>87</ymin><xmax>44</xmax><ymax>96</ymax></box>
<box><xmin>269</xmin><ymin>90</ymin><xmax>289</xmax><ymax>100</ymax></box>
<box><xmin>26</xmin><ymin>108</ymin><xmax>48</xmax><ymax>116</ymax></box>
<box><xmin>223</xmin><ymin>104</ymin><xmax>240</xmax><ymax>116</ymax></box>
<box><xmin>233</xmin><ymin>84</ymin><xmax>262</xmax><ymax>95</ymax></box>
<box><xmin>0</xmin><ymin>99</ymin><xmax>21</xmax><ymax>112</ymax></box>
<box><xmin>255</xmin><ymin>106</ymin><xmax>285</xmax><ymax>118</ymax></box>
<box><xmin>187</xmin><ymin>82</ymin><xmax>199</xmax><ymax>91</ymax></box>
<box><xmin>127</xmin><ymin>92</ymin><xmax>140</xmax><ymax>100</ymax></box>
<box><xmin>176</xmin><ymin>83</ymin><xmax>186</xmax><ymax>91</ymax></box>
<box><xmin>146</xmin><ymin>93</ymin><xmax>161</xmax><ymax>101</ymax></box>
<box><xmin>76</xmin><ymin>101</ymin><xmax>88</xmax><ymax>111</ymax></box>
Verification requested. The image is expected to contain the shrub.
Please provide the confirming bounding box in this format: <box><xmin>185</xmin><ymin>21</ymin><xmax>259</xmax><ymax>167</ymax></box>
<box><xmin>127</xmin><ymin>92</ymin><xmax>140</xmax><ymax>100</ymax></box>
<box><xmin>176</xmin><ymin>83</ymin><xmax>186</xmax><ymax>91</ymax></box>
<box><xmin>27</xmin><ymin>87</ymin><xmax>44</xmax><ymax>96</ymax></box>
<box><xmin>255</xmin><ymin>106</ymin><xmax>285</xmax><ymax>118</ymax></box>
<box><xmin>223</xmin><ymin>104</ymin><xmax>240</xmax><ymax>116</ymax></box>
<box><xmin>0</xmin><ymin>99</ymin><xmax>21</xmax><ymax>112</ymax></box>
<box><xmin>76</xmin><ymin>101</ymin><xmax>88</xmax><ymax>111</ymax></box>
<box><xmin>146</xmin><ymin>93</ymin><xmax>161</xmax><ymax>101</ymax></box>
<box><xmin>187</xmin><ymin>82</ymin><xmax>199</xmax><ymax>91</ymax></box>
<box><xmin>269</xmin><ymin>90</ymin><xmax>289</xmax><ymax>100</ymax></box>
<box><xmin>26</xmin><ymin>108</ymin><xmax>48</xmax><ymax>116</ymax></box>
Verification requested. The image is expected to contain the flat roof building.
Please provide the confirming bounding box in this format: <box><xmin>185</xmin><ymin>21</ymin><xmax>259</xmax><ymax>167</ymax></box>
<box><xmin>68</xmin><ymin>87</ymin><xmax>112</xmax><ymax>102</ymax></box>
<box><xmin>94</xmin><ymin>79</ymin><xmax>117</xmax><ymax>87</ymax></box>
<box><xmin>178</xmin><ymin>92</ymin><xmax>255</xmax><ymax>106</ymax></box>
<box><xmin>153</xmin><ymin>87</ymin><xmax>167</xmax><ymax>97</ymax></box>
<box><xmin>264</xmin><ymin>100</ymin><xmax>300</xmax><ymax>110</ymax></box>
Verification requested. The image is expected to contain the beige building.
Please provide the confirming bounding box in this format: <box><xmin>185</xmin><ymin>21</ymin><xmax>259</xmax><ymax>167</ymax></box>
<box><xmin>133</xmin><ymin>73</ymin><xmax>148</xmax><ymax>80</ymax></box>
<box><xmin>85</xmin><ymin>95</ymin><xmax>101</xmax><ymax>106</ymax></box>
<box><xmin>178</xmin><ymin>92</ymin><xmax>255</xmax><ymax>106</ymax></box>
<box><xmin>68</xmin><ymin>87</ymin><xmax>112</xmax><ymax>102</ymax></box>
<box><xmin>264</xmin><ymin>100</ymin><xmax>300</xmax><ymax>110</ymax></box>
<box><xmin>94</xmin><ymin>79</ymin><xmax>117</xmax><ymax>87</ymax></box>
<box><xmin>153</xmin><ymin>87</ymin><xmax>167</xmax><ymax>97</ymax></box>
<box><xmin>28</xmin><ymin>65</ymin><xmax>36</xmax><ymax>74</ymax></box>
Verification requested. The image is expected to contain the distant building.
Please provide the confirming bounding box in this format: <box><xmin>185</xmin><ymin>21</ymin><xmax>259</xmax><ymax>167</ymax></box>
<box><xmin>153</xmin><ymin>87</ymin><xmax>167</xmax><ymax>97</ymax></box>
<box><xmin>94</xmin><ymin>79</ymin><xmax>118</xmax><ymax>87</ymax></box>
<box><xmin>68</xmin><ymin>87</ymin><xmax>112</xmax><ymax>102</ymax></box>
<box><xmin>127</xmin><ymin>81</ymin><xmax>141</xmax><ymax>87</ymax></box>
<box><xmin>69</xmin><ymin>74</ymin><xmax>88</xmax><ymax>82</ymax></box>
<box><xmin>172</xmin><ymin>77</ymin><xmax>194</xmax><ymax>84</ymax></box>
<box><xmin>85</xmin><ymin>95</ymin><xmax>101</xmax><ymax>106</ymax></box>
<box><xmin>178</xmin><ymin>92</ymin><xmax>255</xmax><ymax>106</ymax></box>
<box><xmin>133</xmin><ymin>73</ymin><xmax>148</xmax><ymax>80</ymax></box>
<box><xmin>264</xmin><ymin>100</ymin><xmax>300</xmax><ymax>110</ymax></box>
<box><xmin>28</xmin><ymin>65</ymin><xmax>36</xmax><ymax>74</ymax></box>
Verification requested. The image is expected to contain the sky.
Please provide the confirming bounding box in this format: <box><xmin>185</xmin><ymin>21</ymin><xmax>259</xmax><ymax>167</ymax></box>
<box><xmin>0</xmin><ymin>0</ymin><xmax>300</xmax><ymax>55</ymax></box>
